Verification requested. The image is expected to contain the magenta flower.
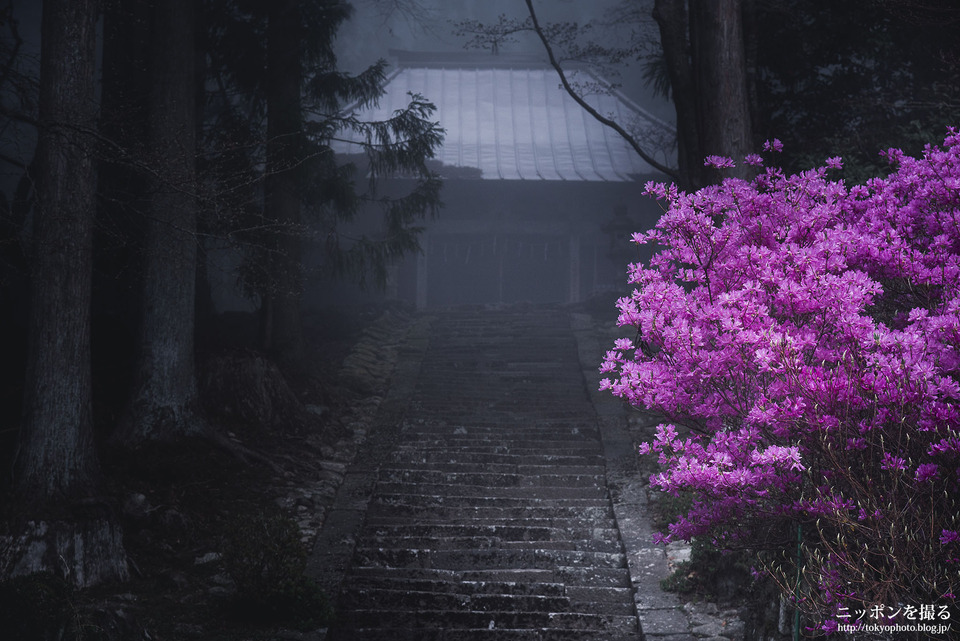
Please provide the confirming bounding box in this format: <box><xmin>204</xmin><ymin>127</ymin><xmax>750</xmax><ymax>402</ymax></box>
<box><xmin>704</xmin><ymin>155</ymin><xmax>736</xmax><ymax>169</ymax></box>
<box><xmin>602</xmin><ymin>129</ymin><xmax>960</xmax><ymax>620</ymax></box>
<box><xmin>880</xmin><ymin>452</ymin><xmax>907</xmax><ymax>471</ymax></box>
<box><xmin>763</xmin><ymin>138</ymin><xmax>784</xmax><ymax>152</ymax></box>
<box><xmin>915</xmin><ymin>463</ymin><xmax>939</xmax><ymax>483</ymax></box>
<box><xmin>825</xmin><ymin>156</ymin><xmax>843</xmax><ymax>169</ymax></box>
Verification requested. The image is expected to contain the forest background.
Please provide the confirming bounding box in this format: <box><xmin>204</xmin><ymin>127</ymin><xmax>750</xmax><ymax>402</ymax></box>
<box><xmin>0</xmin><ymin>0</ymin><xmax>958</xmax><ymax>638</ymax></box>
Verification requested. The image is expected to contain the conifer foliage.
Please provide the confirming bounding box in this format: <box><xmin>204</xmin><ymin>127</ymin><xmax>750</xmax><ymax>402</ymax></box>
<box><xmin>1</xmin><ymin>0</ymin><xmax>442</xmax><ymax>587</ymax></box>
<box><xmin>202</xmin><ymin>0</ymin><xmax>443</xmax><ymax>335</ymax></box>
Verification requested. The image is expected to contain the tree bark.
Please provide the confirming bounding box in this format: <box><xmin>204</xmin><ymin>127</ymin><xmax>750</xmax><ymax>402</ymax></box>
<box><xmin>689</xmin><ymin>0</ymin><xmax>754</xmax><ymax>181</ymax></box>
<box><xmin>114</xmin><ymin>0</ymin><xmax>203</xmax><ymax>444</ymax></box>
<box><xmin>11</xmin><ymin>0</ymin><xmax>129</xmax><ymax>587</ymax></box>
<box><xmin>262</xmin><ymin>0</ymin><xmax>306</xmax><ymax>365</ymax></box>
<box><xmin>652</xmin><ymin>0</ymin><xmax>755</xmax><ymax>187</ymax></box>
<box><xmin>97</xmin><ymin>0</ymin><xmax>152</xmax><ymax>399</ymax></box>
<box><xmin>653</xmin><ymin>0</ymin><xmax>703</xmax><ymax>190</ymax></box>
<box><xmin>18</xmin><ymin>0</ymin><xmax>100</xmax><ymax>503</ymax></box>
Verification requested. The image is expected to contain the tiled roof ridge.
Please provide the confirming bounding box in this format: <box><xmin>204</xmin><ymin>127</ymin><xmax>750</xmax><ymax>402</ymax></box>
<box><xmin>332</xmin><ymin>54</ymin><xmax>672</xmax><ymax>181</ymax></box>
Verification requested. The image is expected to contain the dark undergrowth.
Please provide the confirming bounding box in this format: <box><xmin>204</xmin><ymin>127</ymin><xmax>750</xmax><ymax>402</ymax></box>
<box><xmin>0</xmin><ymin>304</ymin><xmax>398</xmax><ymax>641</ymax></box>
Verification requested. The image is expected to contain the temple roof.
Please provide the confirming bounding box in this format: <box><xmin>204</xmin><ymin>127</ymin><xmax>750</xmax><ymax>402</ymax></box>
<box><xmin>331</xmin><ymin>51</ymin><xmax>671</xmax><ymax>182</ymax></box>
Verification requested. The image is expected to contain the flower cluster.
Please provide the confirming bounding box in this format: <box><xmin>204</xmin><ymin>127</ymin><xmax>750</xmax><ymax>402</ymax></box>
<box><xmin>602</xmin><ymin>131</ymin><xmax>960</xmax><ymax>627</ymax></box>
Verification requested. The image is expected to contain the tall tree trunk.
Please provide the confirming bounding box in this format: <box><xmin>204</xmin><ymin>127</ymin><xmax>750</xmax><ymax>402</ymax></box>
<box><xmin>97</xmin><ymin>0</ymin><xmax>152</xmax><ymax>408</ymax></box>
<box><xmin>740</xmin><ymin>0</ymin><xmax>762</xmax><ymax>140</ymax></box>
<box><xmin>194</xmin><ymin>14</ymin><xmax>217</xmax><ymax>349</ymax></box>
<box><xmin>653</xmin><ymin>0</ymin><xmax>755</xmax><ymax>187</ymax></box>
<box><xmin>653</xmin><ymin>0</ymin><xmax>703</xmax><ymax>190</ymax></box>
<box><xmin>262</xmin><ymin>0</ymin><xmax>306</xmax><ymax>365</ymax></box>
<box><xmin>8</xmin><ymin>0</ymin><xmax>129</xmax><ymax>587</ymax></box>
<box><xmin>114</xmin><ymin>0</ymin><xmax>203</xmax><ymax>444</ymax></box>
<box><xmin>689</xmin><ymin>0</ymin><xmax>754</xmax><ymax>182</ymax></box>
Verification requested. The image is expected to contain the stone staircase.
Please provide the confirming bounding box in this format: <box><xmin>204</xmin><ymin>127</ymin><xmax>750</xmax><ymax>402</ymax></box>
<box><xmin>325</xmin><ymin>308</ymin><xmax>639</xmax><ymax>640</ymax></box>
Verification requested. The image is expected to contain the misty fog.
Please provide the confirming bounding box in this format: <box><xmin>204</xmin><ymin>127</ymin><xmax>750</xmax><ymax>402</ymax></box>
<box><xmin>334</xmin><ymin>0</ymin><xmax>673</xmax><ymax>120</ymax></box>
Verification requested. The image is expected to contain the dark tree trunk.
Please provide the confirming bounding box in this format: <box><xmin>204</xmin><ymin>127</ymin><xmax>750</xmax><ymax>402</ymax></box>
<box><xmin>194</xmin><ymin>15</ymin><xmax>217</xmax><ymax>349</ymax></box>
<box><xmin>262</xmin><ymin>0</ymin><xmax>306</xmax><ymax>365</ymax></box>
<box><xmin>9</xmin><ymin>0</ymin><xmax>129</xmax><ymax>587</ymax></box>
<box><xmin>114</xmin><ymin>0</ymin><xmax>203</xmax><ymax>444</ymax></box>
<box><xmin>100</xmin><ymin>0</ymin><xmax>152</xmax><ymax>209</ymax></box>
<box><xmin>689</xmin><ymin>0</ymin><xmax>754</xmax><ymax>181</ymax></box>
<box><xmin>653</xmin><ymin>0</ymin><xmax>703</xmax><ymax>190</ymax></box>
<box><xmin>97</xmin><ymin>0</ymin><xmax>152</xmax><ymax>414</ymax></box>
<box><xmin>19</xmin><ymin>0</ymin><xmax>100</xmax><ymax>504</ymax></box>
<box><xmin>653</xmin><ymin>0</ymin><xmax>755</xmax><ymax>187</ymax></box>
<box><xmin>740</xmin><ymin>0</ymin><xmax>762</xmax><ymax>140</ymax></box>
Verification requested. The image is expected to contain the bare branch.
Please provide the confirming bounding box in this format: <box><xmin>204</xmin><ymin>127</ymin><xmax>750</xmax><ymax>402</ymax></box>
<box><xmin>523</xmin><ymin>0</ymin><xmax>679</xmax><ymax>181</ymax></box>
<box><xmin>365</xmin><ymin>0</ymin><xmax>440</xmax><ymax>35</ymax></box>
<box><xmin>451</xmin><ymin>14</ymin><xmax>531</xmax><ymax>55</ymax></box>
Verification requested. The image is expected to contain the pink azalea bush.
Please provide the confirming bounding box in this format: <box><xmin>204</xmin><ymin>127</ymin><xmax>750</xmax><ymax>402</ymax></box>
<box><xmin>601</xmin><ymin>131</ymin><xmax>960</xmax><ymax>628</ymax></box>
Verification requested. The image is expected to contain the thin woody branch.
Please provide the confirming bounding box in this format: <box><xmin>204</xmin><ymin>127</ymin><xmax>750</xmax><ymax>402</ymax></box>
<box><xmin>524</xmin><ymin>0</ymin><xmax>679</xmax><ymax>182</ymax></box>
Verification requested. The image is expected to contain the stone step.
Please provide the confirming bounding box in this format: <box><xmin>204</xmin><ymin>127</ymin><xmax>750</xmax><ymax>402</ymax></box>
<box><xmin>401</xmin><ymin>417</ymin><xmax>600</xmax><ymax>432</ymax></box>
<box><xmin>410</xmin><ymin>380</ymin><xmax>585</xmax><ymax>387</ymax></box>
<box><xmin>351</xmin><ymin>547</ymin><xmax>628</xmax><ymax>572</ymax></box>
<box><xmin>389</xmin><ymin>451</ymin><xmax>605</xmax><ymax>466</ymax></box>
<box><xmin>373</xmin><ymin>482</ymin><xmax>608</xmax><ymax>500</ymax></box>
<box><xmin>366</xmin><ymin>502</ymin><xmax>616</xmax><ymax>523</ymax></box>
<box><xmin>392</xmin><ymin>439</ymin><xmax>602</xmax><ymax>451</ymax></box>
<box><xmin>408</xmin><ymin>410</ymin><xmax>598</xmax><ymax>421</ymax></box>
<box><xmin>377</xmin><ymin>462</ymin><xmax>607</xmax><ymax>476</ymax></box>
<box><xmin>552</xmin><ymin>566</ymin><xmax>633</xmax><ymax>588</ymax></box>
<box><xmin>362</xmin><ymin>523</ymin><xmax>622</xmax><ymax>542</ymax></box>
<box><xmin>497</xmin><ymin>539</ymin><xmax>622</xmax><ymax>553</ymax></box>
<box><xmin>566</xmin><ymin>586</ymin><xmax>636</xmax><ymax>616</ymax></box>
<box><xmin>347</xmin><ymin>566</ymin><xmax>558</xmax><ymax>585</ymax></box>
<box><xmin>407</xmin><ymin>404</ymin><xmax>595</xmax><ymax>415</ymax></box>
<box><xmin>339</xmin><ymin>588</ymin><xmax>470</xmax><ymax>612</ymax></box>
<box><xmin>462</xmin><ymin>580</ymin><xmax>566</xmax><ymax>596</ymax></box>
<box><xmin>334</xmin><ymin>609</ymin><xmax>638</xmax><ymax>635</ymax></box>
<box><xmin>454</xmin><ymin>594</ymin><xmax>576</xmax><ymax>613</ymax></box>
<box><xmin>340</xmin><ymin>578</ymin><xmax>634</xmax><ymax>617</ymax></box>
<box><xmin>408</xmin><ymin>412</ymin><xmax>597</xmax><ymax>422</ymax></box>
<box><xmin>342</xmin><ymin>564</ymin><xmax>634</xmax><ymax>589</ymax></box>
<box><xmin>339</xmin><ymin>588</ymin><xmax>572</xmax><ymax>613</ymax></box>
<box><xmin>411</xmin><ymin>361</ymin><xmax>581</xmax><ymax>372</ymax></box>
<box><xmin>403</xmin><ymin>419</ymin><xmax>600</xmax><ymax>431</ymax></box>
<box><xmin>345</xmin><ymin>575</ymin><xmax>568</xmax><ymax>597</ymax></box>
<box><xmin>323</xmin><ymin>309</ymin><xmax>642</xmax><ymax>641</ymax></box>
<box><xmin>416</xmin><ymin>407</ymin><xmax>591</xmax><ymax>417</ymax></box>
<box><xmin>376</xmin><ymin>469</ymin><xmax>607</xmax><ymax>488</ymax></box>
<box><xmin>364</xmin><ymin>513</ymin><xmax>620</xmax><ymax>532</ymax></box>
<box><xmin>397</xmin><ymin>437</ymin><xmax>601</xmax><ymax>449</ymax></box>
<box><xmin>369</xmin><ymin>493</ymin><xmax>612</xmax><ymax>510</ymax></box>
<box><xmin>357</xmin><ymin>535</ymin><xmax>623</xmax><ymax>555</ymax></box>
<box><xmin>344</xmin><ymin>629</ymin><xmax>630</xmax><ymax>641</ymax></box>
